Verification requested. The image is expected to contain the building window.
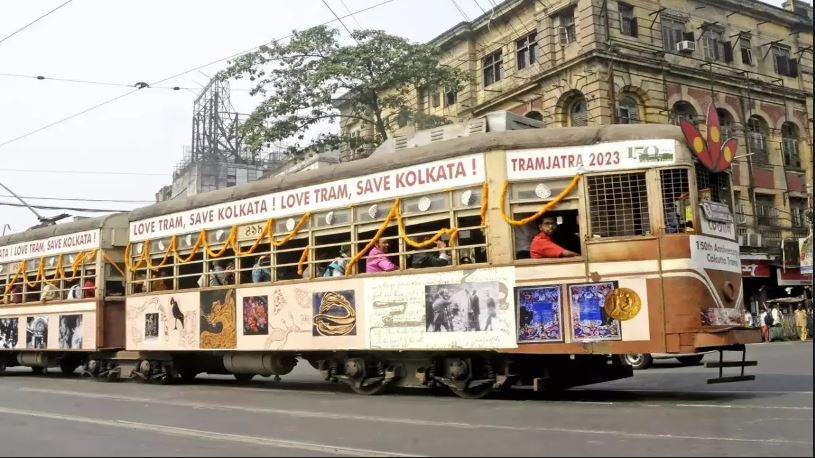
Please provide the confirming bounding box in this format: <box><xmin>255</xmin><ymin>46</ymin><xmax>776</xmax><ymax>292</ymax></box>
<box><xmin>431</xmin><ymin>91</ymin><xmax>440</xmax><ymax>108</ymax></box>
<box><xmin>671</xmin><ymin>101</ymin><xmax>696</xmax><ymax>126</ymax></box>
<box><xmin>619</xmin><ymin>3</ymin><xmax>638</xmax><ymax>37</ymax></box>
<box><xmin>790</xmin><ymin>197</ymin><xmax>808</xmax><ymax>228</ymax></box>
<box><xmin>525</xmin><ymin>111</ymin><xmax>543</xmax><ymax>121</ymax></box>
<box><xmin>569</xmin><ymin>97</ymin><xmax>588</xmax><ymax>127</ymax></box>
<box><xmin>558</xmin><ymin>8</ymin><xmax>576</xmax><ymax>45</ymax></box>
<box><xmin>617</xmin><ymin>96</ymin><xmax>639</xmax><ymax>124</ymax></box>
<box><xmin>661</xmin><ymin>18</ymin><xmax>687</xmax><ymax>52</ymax></box>
<box><xmin>718</xmin><ymin>109</ymin><xmax>736</xmax><ymax>140</ymax></box>
<box><xmin>754</xmin><ymin>194</ymin><xmax>777</xmax><ymax>227</ymax></box>
<box><xmin>444</xmin><ymin>88</ymin><xmax>457</xmax><ymax>107</ymax></box>
<box><xmin>587</xmin><ymin>173</ymin><xmax>651</xmax><ymax>237</ymax></box>
<box><xmin>740</xmin><ymin>37</ymin><xmax>753</xmax><ymax>65</ymax></box>
<box><xmin>772</xmin><ymin>46</ymin><xmax>798</xmax><ymax>77</ymax></box>
<box><xmin>516</xmin><ymin>32</ymin><xmax>538</xmax><ymax>70</ymax></box>
<box><xmin>782</xmin><ymin>122</ymin><xmax>801</xmax><ymax>168</ymax></box>
<box><xmin>483</xmin><ymin>50</ymin><xmax>504</xmax><ymax>87</ymax></box>
<box><xmin>701</xmin><ymin>28</ymin><xmax>727</xmax><ymax>62</ymax></box>
<box><xmin>747</xmin><ymin>116</ymin><xmax>769</xmax><ymax>165</ymax></box>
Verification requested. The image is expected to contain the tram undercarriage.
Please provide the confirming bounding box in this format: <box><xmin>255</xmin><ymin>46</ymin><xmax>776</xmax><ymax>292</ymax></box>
<box><xmin>67</xmin><ymin>350</ymin><xmax>633</xmax><ymax>399</ymax></box>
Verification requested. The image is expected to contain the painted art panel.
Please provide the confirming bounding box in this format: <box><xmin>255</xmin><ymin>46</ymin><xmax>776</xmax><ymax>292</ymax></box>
<box><xmin>126</xmin><ymin>291</ymin><xmax>200</xmax><ymax>350</ymax></box>
<box><xmin>568</xmin><ymin>281</ymin><xmax>622</xmax><ymax>342</ymax></box>
<box><xmin>0</xmin><ymin>318</ymin><xmax>19</xmax><ymax>349</ymax></box>
<box><xmin>58</xmin><ymin>314</ymin><xmax>83</xmax><ymax>350</ymax></box>
<box><xmin>365</xmin><ymin>267</ymin><xmax>516</xmax><ymax>350</ymax></box>
<box><xmin>26</xmin><ymin>316</ymin><xmax>48</xmax><ymax>349</ymax></box>
<box><xmin>236</xmin><ymin>279</ymin><xmax>365</xmax><ymax>351</ymax></box>
<box><xmin>516</xmin><ymin>286</ymin><xmax>563</xmax><ymax>343</ymax></box>
<box><xmin>312</xmin><ymin>290</ymin><xmax>356</xmax><ymax>337</ymax></box>
<box><xmin>200</xmin><ymin>289</ymin><xmax>237</xmax><ymax>349</ymax></box>
<box><xmin>242</xmin><ymin>296</ymin><xmax>269</xmax><ymax>336</ymax></box>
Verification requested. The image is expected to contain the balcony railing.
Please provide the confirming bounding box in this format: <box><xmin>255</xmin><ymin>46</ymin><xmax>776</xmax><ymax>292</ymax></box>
<box><xmin>755</xmin><ymin>205</ymin><xmax>779</xmax><ymax>227</ymax></box>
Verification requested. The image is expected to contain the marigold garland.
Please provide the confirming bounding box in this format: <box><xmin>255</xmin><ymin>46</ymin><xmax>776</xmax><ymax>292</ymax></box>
<box><xmin>480</xmin><ymin>181</ymin><xmax>489</xmax><ymax>227</ymax></box>
<box><xmin>499</xmin><ymin>174</ymin><xmax>581</xmax><ymax>226</ymax></box>
<box><xmin>345</xmin><ymin>200</ymin><xmax>400</xmax><ymax>276</ymax></box>
<box><xmin>297</xmin><ymin>246</ymin><xmax>310</xmax><ymax>276</ymax></box>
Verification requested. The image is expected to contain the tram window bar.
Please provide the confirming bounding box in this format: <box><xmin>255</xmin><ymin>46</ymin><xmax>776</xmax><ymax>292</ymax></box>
<box><xmin>587</xmin><ymin>172</ymin><xmax>651</xmax><ymax>238</ymax></box>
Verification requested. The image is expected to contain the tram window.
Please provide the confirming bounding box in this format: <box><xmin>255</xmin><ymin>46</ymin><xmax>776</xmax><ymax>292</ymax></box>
<box><xmin>237</xmin><ymin>245</ymin><xmax>269</xmax><ymax>284</ymax></box>
<box><xmin>178</xmin><ymin>251</ymin><xmax>204</xmax><ymax>290</ymax></box>
<box><xmin>314</xmin><ymin>230</ymin><xmax>352</xmax><ymax>278</ymax></box>
<box><xmin>587</xmin><ymin>173</ymin><xmax>650</xmax><ymax>238</ymax></box>
<box><xmin>403</xmin><ymin>216</ymin><xmax>453</xmax><ymax>269</ymax></box>
<box><xmin>660</xmin><ymin>168</ymin><xmax>692</xmax><ymax>233</ymax></box>
<box><xmin>275</xmin><ymin>235</ymin><xmax>308</xmax><ymax>280</ymax></box>
<box><xmin>509</xmin><ymin>180</ymin><xmax>581</xmax><ymax>258</ymax></box>
<box><xmin>455</xmin><ymin>214</ymin><xmax>488</xmax><ymax>264</ymax></box>
<box><xmin>208</xmin><ymin>247</ymin><xmax>237</xmax><ymax>286</ymax></box>
<box><xmin>357</xmin><ymin>226</ymin><xmax>399</xmax><ymax>274</ymax></box>
<box><xmin>695</xmin><ymin>162</ymin><xmax>731</xmax><ymax>206</ymax></box>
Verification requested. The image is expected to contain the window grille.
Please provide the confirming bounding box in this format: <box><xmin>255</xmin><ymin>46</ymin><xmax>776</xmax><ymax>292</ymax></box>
<box><xmin>660</xmin><ymin>169</ymin><xmax>691</xmax><ymax>233</ymax></box>
<box><xmin>695</xmin><ymin>162</ymin><xmax>731</xmax><ymax>205</ymax></box>
<box><xmin>587</xmin><ymin>173</ymin><xmax>650</xmax><ymax>237</ymax></box>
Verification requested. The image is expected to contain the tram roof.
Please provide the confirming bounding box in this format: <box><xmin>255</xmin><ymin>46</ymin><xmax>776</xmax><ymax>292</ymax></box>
<box><xmin>0</xmin><ymin>212</ymin><xmax>128</xmax><ymax>246</ymax></box>
<box><xmin>130</xmin><ymin>124</ymin><xmax>688</xmax><ymax>222</ymax></box>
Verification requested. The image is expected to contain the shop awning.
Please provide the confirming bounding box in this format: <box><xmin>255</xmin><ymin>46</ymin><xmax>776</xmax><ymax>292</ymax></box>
<box><xmin>742</xmin><ymin>259</ymin><xmax>771</xmax><ymax>277</ymax></box>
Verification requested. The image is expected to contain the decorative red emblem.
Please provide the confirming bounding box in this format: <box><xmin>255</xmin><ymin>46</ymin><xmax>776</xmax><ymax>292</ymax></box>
<box><xmin>679</xmin><ymin>104</ymin><xmax>737</xmax><ymax>173</ymax></box>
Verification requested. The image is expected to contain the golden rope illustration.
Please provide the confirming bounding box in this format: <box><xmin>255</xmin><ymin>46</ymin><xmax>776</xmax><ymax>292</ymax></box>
<box><xmin>313</xmin><ymin>291</ymin><xmax>356</xmax><ymax>337</ymax></box>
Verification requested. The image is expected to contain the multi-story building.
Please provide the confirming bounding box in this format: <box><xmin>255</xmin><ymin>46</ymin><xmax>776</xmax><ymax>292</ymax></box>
<box><xmin>340</xmin><ymin>0</ymin><xmax>813</xmax><ymax>311</ymax></box>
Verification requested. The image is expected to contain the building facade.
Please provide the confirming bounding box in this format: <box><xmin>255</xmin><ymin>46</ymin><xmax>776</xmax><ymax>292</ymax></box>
<box><xmin>340</xmin><ymin>0</ymin><xmax>813</xmax><ymax>311</ymax></box>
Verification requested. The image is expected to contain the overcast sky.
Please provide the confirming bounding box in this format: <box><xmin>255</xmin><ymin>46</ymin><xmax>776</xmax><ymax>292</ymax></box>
<box><xmin>0</xmin><ymin>0</ymin><xmax>802</xmax><ymax>234</ymax></box>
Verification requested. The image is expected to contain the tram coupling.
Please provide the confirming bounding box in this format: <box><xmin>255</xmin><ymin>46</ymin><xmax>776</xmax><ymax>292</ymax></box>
<box><xmin>704</xmin><ymin>344</ymin><xmax>757</xmax><ymax>384</ymax></box>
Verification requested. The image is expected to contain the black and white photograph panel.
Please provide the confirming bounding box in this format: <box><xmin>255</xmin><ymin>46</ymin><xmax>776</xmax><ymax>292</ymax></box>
<box><xmin>58</xmin><ymin>314</ymin><xmax>83</xmax><ymax>350</ymax></box>
<box><xmin>0</xmin><ymin>317</ymin><xmax>19</xmax><ymax>349</ymax></box>
<box><xmin>26</xmin><ymin>316</ymin><xmax>48</xmax><ymax>349</ymax></box>
<box><xmin>425</xmin><ymin>281</ymin><xmax>500</xmax><ymax>333</ymax></box>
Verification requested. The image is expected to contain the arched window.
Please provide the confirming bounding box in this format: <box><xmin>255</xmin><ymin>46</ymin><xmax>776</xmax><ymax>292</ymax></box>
<box><xmin>717</xmin><ymin>109</ymin><xmax>736</xmax><ymax>140</ymax></box>
<box><xmin>781</xmin><ymin>122</ymin><xmax>800</xmax><ymax>168</ymax></box>
<box><xmin>747</xmin><ymin>116</ymin><xmax>769</xmax><ymax>164</ymax></box>
<box><xmin>525</xmin><ymin>111</ymin><xmax>543</xmax><ymax>121</ymax></box>
<box><xmin>671</xmin><ymin>101</ymin><xmax>696</xmax><ymax>126</ymax></box>
<box><xmin>617</xmin><ymin>95</ymin><xmax>640</xmax><ymax>124</ymax></box>
<box><xmin>569</xmin><ymin>97</ymin><xmax>588</xmax><ymax>127</ymax></box>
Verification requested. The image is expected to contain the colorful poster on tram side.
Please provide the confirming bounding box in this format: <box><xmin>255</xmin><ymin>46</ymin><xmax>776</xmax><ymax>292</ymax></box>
<box><xmin>568</xmin><ymin>281</ymin><xmax>621</xmax><ymax>342</ymax></box>
<box><xmin>365</xmin><ymin>267</ymin><xmax>516</xmax><ymax>350</ymax></box>
<box><xmin>516</xmin><ymin>286</ymin><xmax>562</xmax><ymax>343</ymax></box>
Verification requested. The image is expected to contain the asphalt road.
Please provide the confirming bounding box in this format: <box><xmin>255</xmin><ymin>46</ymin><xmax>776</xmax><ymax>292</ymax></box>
<box><xmin>0</xmin><ymin>341</ymin><xmax>810</xmax><ymax>456</ymax></box>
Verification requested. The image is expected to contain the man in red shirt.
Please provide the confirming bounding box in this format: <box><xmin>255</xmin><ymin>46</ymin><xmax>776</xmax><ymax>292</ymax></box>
<box><xmin>530</xmin><ymin>216</ymin><xmax>579</xmax><ymax>258</ymax></box>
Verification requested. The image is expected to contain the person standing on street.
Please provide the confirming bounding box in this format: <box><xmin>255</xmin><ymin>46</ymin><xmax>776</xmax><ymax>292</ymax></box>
<box><xmin>759</xmin><ymin>306</ymin><xmax>770</xmax><ymax>342</ymax></box>
<box><xmin>770</xmin><ymin>304</ymin><xmax>784</xmax><ymax>341</ymax></box>
<box><xmin>794</xmin><ymin>304</ymin><xmax>808</xmax><ymax>341</ymax></box>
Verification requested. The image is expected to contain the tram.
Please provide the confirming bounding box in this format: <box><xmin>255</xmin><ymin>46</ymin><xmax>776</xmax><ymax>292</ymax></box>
<box><xmin>0</xmin><ymin>111</ymin><xmax>761</xmax><ymax>398</ymax></box>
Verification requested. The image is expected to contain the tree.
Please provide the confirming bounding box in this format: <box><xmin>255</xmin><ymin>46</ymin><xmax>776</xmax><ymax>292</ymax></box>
<box><xmin>220</xmin><ymin>26</ymin><xmax>467</xmax><ymax>157</ymax></box>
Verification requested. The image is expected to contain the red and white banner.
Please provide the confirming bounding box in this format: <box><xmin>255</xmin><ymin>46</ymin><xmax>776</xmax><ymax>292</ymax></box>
<box><xmin>777</xmin><ymin>268</ymin><xmax>813</xmax><ymax>286</ymax></box>
<box><xmin>0</xmin><ymin>229</ymin><xmax>100</xmax><ymax>264</ymax></box>
<box><xmin>505</xmin><ymin>139</ymin><xmax>677</xmax><ymax>180</ymax></box>
<box><xmin>130</xmin><ymin>154</ymin><xmax>486</xmax><ymax>241</ymax></box>
<box><xmin>741</xmin><ymin>260</ymin><xmax>771</xmax><ymax>278</ymax></box>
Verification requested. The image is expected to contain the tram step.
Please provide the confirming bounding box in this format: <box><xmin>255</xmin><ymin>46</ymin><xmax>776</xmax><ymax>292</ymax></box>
<box><xmin>706</xmin><ymin>375</ymin><xmax>756</xmax><ymax>384</ymax></box>
<box><xmin>704</xmin><ymin>361</ymin><xmax>758</xmax><ymax>368</ymax></box>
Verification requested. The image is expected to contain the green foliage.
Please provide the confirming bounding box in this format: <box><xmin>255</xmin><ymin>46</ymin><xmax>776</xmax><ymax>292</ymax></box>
<box><xmin>220</xmin><ymin>26</ymin><xmax>467</xmax><ymax>157</ymax></box>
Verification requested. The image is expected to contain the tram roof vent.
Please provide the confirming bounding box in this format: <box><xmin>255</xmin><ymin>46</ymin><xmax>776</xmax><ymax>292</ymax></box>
<box><xmin>370</xmin><ymin>111</ymin><xmax>542</xmax><ymax>157</ymax></box>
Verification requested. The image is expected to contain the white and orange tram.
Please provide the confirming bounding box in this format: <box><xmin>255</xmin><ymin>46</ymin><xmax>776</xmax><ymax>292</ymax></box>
<box><xmin>0</xmin><ymin>115</ymin><xmax>760</xmax><ymax>398</ymax></box>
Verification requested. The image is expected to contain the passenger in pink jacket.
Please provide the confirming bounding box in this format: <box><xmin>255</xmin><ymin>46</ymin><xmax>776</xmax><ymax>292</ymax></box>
<box><xmin>366</xmin><ymin>239</ymin><xmax>397</xmax><ymax>273</ymax></box>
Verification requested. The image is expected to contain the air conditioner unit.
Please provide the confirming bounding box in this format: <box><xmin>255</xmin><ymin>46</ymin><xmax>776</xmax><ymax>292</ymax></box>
<box><xmin>746</xmin><ymin>233</ymin><xmax>763</xmax><ymax>247</ymax></box>
<box><xmin>676</xmin><ymin>40</ymin><xmax>696</xmax><ymax>53</ymax></box>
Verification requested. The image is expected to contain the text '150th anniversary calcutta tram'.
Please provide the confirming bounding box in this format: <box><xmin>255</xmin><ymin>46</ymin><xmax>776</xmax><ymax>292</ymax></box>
<box><xmin>0</xmin><ymin>109</ymin><xmax>761</xmax><ymax>398</ymax></box>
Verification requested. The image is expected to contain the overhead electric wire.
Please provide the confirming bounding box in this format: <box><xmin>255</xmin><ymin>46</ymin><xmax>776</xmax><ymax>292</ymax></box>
<box><xmin>0</xmin><ymin>167</ymin><xmax>168</xmax><ymax>176</ymax></box>
<box><xmin>322</xmin><ymin>0</ymin><xmax>357</xmax><ymax>42</ymax></box>
<box><xmin>338</xmin><ymin>0</ymin><xmax>364</xmax><ymax>29</ymax></box>
<box><xmin>0</xmin><ymin>72</ymin><xmax>193</xmax><ymax>90</ymax></box>
<box><xmin>0</xmin><ymin>0</ymin><xmax>73</xmax><ymax>46</ymax></box>
<box><xmin>0</xmin><ymin>201</ymin><xmax>129</xmax><ymax>213</ymax></box>
<box><xmin>0</xmin><ymin>194</ymin><xmax>153</xmax><ymax>204</ymax></box>
<box><xmin>0</xmin><ymin>0</ymin><xmax>399</xmax><ymax>151</ymax></box>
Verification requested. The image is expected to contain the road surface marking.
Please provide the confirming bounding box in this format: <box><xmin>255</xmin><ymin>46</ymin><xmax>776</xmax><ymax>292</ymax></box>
<box><xmin>0</xmin><ymin>406</ymin><xmax>419</xmax><ymax>457</ymax></box>
<box><xmin>574</xmin><ymin>389</ymin><xmax>813</xmax><ymax>395</ymax></box>
<box><xmin>17</xmin><ymin>388</ymin><xmax>812</xmax><ymax>446</ymax></box>
<box><xmin>676</xmin><ymin>403</ymin><xmax>812</xmax><ymax>411</ymax></box>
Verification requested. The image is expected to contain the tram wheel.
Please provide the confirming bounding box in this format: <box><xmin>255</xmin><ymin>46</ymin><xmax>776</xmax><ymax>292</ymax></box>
<box><xmin>448</xmin><ymin>380</ymin><xmax>495</xmax><ymax>399</ymax></box>
<box><xmin>348</xmin><ymin>378</ymin><xmax>387</xmax><ymax>396</ymax></box>
<box><xmin>233</xmin><ymin>373</ymin><xmax>256</xmax><ymax>383</ymax></box>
